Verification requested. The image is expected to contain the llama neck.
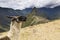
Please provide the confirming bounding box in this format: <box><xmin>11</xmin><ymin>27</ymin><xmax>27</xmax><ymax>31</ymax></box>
<box><xmin>7</xmin><ymin>21</ymin><xmax>22</xmax><ymax>40</ymax></box>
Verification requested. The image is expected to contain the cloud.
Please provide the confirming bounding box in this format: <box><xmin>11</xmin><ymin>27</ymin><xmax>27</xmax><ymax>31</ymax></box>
<box><xmin>0</xmin><ymin>0</ymin><xmax>60</xmax><ymax>10</ymax></box>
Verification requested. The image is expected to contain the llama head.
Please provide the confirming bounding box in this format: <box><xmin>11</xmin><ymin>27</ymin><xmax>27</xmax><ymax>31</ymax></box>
<box><xmin>7</xmin><ymin>16</ymin><xmax>27</xmax><ymax>23</ymax></box>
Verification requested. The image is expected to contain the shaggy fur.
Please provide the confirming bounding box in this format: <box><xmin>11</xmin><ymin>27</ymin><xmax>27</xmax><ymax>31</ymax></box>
<box><xmin>0</xmin><ymin>16</ymin><xmax>27</xmax><ymax>40</ymax></box>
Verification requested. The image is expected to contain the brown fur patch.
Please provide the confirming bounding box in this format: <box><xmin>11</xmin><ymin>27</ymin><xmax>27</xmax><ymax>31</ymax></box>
<box><xmin>0</xmin><ymin>36</ymin><xmax>10</xmax><ymax>40</ymax></box>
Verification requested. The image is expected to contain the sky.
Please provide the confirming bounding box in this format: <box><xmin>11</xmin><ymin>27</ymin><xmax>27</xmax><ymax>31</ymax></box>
<box><xmin>0</xmin><ymin>0</ymin><xmax>60</xmax><ymax>10</ymax></box>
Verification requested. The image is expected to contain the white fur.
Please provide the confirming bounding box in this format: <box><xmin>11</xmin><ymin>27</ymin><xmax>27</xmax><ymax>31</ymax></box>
<box><xmin>7</xmin><ymin>21</ymin><xmax>22</xmax><ymax>40</ymax></box>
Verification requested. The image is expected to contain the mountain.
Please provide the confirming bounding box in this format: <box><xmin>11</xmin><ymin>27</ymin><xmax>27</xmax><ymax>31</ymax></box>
<box><xmin>37</xmin><ymin>6</ymin><xmax>60</xmax><ymax>20</ymax></box>
<box><xmin>0</xmin><ymin>7</ymin><xmax>32</xmax><ymax>32</ymax></box>
<box><xmin>0</xmin><ymin>6</ymin><xmax>60</xmax><ymax>32</ymax></box>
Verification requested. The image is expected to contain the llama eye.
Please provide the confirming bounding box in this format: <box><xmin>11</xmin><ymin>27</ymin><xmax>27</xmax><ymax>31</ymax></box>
<box><xmin>16</xmin><ymin>19</ymin><xmax>19</xmax><ymax>21</ymax></box>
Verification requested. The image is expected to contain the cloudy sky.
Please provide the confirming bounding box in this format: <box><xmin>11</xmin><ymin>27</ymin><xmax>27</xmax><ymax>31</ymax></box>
<box><xmin>0</xmin><ymin>0</ymin><xmax>60</xmax><ymax>10</ymax></box>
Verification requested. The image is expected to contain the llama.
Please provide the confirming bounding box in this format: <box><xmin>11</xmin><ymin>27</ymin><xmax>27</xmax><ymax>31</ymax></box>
<box><xmin>0</xmin><ymin>16</ymin><xmax>27</xmax><ymax>40</ymax></box>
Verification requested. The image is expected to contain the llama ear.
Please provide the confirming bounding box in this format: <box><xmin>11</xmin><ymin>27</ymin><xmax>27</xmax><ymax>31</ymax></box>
<box><xmin>6</xmin><ymin>16</ymin><xmax>13</xmax><ymax>19</ymax></box>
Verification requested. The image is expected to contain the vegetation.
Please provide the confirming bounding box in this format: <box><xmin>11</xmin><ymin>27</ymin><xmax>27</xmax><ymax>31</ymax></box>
<box><xmin>22</xmin><ymin>8</ymin><xmax>49</xmax><ymax>28</ymax></box>
<box><xmin>0</xmin><ymin>8</ymin><xmax>50</xmax><ymax>32</ymax></box>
